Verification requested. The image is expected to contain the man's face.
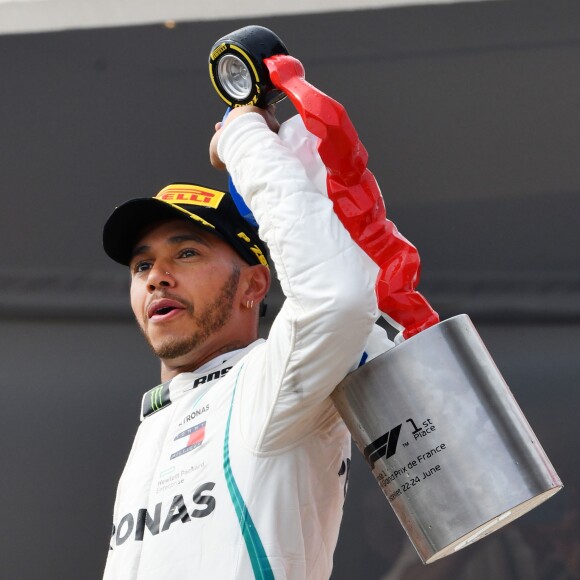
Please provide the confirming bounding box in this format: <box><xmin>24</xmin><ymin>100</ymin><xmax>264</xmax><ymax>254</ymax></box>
<box><xmin>129</xmin><ymin>219</ymin><xmax>246</xmax><ymax>362</ymax></box>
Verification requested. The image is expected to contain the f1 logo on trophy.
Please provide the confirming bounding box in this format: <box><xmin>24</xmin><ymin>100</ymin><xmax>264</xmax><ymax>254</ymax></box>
<box><xmin>208</xmin><ymin>26</ymin><xmax>563</xmax><ymax>565</ymax></box>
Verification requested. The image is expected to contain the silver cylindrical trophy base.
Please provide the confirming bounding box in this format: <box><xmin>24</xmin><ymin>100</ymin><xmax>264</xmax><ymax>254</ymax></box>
<box><xmin>331</xmin><ymin>314</ymin><xmax>562</xmax><ymax>564</ymax></box>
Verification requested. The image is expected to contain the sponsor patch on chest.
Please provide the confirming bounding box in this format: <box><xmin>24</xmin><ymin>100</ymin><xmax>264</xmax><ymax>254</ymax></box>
<box><xmin>170</xmin><ymin>421</ymin><xmax>206</xmax><ymax>460</ymax></box>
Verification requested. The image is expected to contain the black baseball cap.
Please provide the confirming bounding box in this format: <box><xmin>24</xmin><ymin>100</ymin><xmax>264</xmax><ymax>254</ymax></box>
<box><xmin>103</xmin><ymin>183</ymin><xmax>269</xmax><ymax>268</ymax></box>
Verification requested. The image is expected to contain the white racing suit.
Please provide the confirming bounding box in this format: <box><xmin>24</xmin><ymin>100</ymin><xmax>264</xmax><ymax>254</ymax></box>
<box><xmin>104</xmin><ymin>113</ymin><xmax>392</xmax><ymax>579</ymax></box>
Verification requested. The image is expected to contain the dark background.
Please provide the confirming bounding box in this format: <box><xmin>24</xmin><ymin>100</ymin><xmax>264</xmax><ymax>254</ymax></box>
<box><xmin>0</xmin><ymin>1</ymin><xmax>578</xmax><ymax>578</ymax></box>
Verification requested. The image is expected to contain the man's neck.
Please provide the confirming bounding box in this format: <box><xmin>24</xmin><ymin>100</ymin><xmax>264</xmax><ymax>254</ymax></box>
<box><xmin>159</xmin><ymin>339</ymin><xmax>252</xmax><ymax>382</ymax></box>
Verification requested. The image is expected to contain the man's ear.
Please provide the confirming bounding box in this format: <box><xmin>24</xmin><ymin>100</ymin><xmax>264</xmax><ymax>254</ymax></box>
<box><xmin>248</xmin><ymin>264</ymin><xmax>271</xmax><ymax>302</ymax></box>
<box><xmin>240</xmin><ymin>264</ymin><xmax>271</xmax><ymax>307</ymax></box>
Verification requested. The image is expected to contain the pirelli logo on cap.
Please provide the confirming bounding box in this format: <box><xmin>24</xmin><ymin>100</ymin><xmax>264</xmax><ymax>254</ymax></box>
<box><xmin>156</xmin><ymin>184</ymin><xmax>225</xmax><ymax>209</ymax></box>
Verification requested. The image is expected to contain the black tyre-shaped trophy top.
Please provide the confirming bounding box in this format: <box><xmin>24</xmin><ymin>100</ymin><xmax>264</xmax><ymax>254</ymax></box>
<box><xmin>209</xmin><ymin>25</ymin><xmax>289</xmax><ymax>108</ymax></box>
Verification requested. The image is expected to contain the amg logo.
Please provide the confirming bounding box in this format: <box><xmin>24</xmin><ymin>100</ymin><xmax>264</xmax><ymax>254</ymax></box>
<box><xmin>193</xmin><ymin>366</ymin><xmax>232</xmax><ymax>389</ymax></box>
<box><xmin>363</xmin><ymin>424</ymin><xmax>402</xmax><ymax>469</ymax></box>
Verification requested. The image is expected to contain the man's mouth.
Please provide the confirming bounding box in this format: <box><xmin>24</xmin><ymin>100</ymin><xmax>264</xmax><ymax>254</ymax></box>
<box><xmin>147</xmin><ymin>298</ymin><xmax>187</xmax><ymax>320</ymax></box>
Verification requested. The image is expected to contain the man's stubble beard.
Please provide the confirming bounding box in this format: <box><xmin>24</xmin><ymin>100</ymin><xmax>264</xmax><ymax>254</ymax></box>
<box><xmin>140</xmin><ymin>265</ymin><xmax>241</xmax><ymax>360</ymax></box>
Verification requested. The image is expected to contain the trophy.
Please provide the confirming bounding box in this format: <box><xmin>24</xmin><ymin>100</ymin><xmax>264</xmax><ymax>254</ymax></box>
<box><xmin>208</xmin><ymin>26</ymin><xmax>563</xmax><ymax>564</ymax></box>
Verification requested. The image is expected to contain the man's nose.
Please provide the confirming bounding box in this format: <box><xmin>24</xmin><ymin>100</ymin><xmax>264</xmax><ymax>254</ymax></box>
<box><xmin>147</xmin><ymin>265</ymin><xmax>176</xmax><ymax>291</ymax></box>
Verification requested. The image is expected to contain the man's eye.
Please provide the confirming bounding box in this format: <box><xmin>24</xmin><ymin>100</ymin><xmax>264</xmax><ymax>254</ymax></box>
<box><xmin>133</xmin><ymin>261</ymin><xmax>152</xmax><ymax>274</ymax></box>
<box><xmin>179</xmin><ymin>248</ymin><xmax>199</xmax><ymax>259</ymax></box>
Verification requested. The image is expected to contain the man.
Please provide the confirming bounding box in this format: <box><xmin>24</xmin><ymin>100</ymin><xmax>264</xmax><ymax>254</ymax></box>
<box><xmin>102</xmin><ymin>105</ymin><xmax>386</xmax><ymax>579</ymax></box>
